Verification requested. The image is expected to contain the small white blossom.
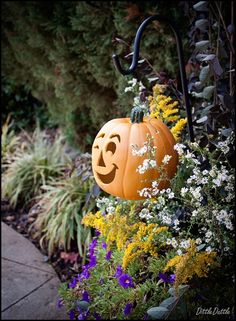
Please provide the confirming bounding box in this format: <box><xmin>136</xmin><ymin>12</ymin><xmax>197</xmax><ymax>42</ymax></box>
<box><xmin>162</xmin><ymin>154</ymin><xmax>172</xmax><ymax>165</ymax></box>
<box><xmin>177</xmin><ymin>249</ymin><xmax>182</xmax><ymax>255</ymax></box>
<box><xmin>196</xmin><ymin>238</ymin><xmax>202</xmax><ymax>245</ymax></box>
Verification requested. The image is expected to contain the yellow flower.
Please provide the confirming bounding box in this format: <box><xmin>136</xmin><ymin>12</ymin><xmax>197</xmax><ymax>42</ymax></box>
<box><xmin>164</xmin><ymin>240</ymin><xmax>217</xmax><ymax>290</ymax></box>
<box><xmin>170</xmin><ymin>118</ymin><xmax>187</xmax><ymax>142</ymax></box>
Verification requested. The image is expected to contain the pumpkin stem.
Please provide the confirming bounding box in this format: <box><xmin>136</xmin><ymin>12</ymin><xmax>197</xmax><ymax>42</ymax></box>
<box><xmin>130</xmin><ymin>106</ymin><xmax>144</xmax><ymax>123</ymax></box>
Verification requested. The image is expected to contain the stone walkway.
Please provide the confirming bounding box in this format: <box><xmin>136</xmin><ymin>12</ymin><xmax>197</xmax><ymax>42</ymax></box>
<box><xmin>1</xmin><ymin>222</ymin><xmax>68</xmax><ymax>320</ymax></box>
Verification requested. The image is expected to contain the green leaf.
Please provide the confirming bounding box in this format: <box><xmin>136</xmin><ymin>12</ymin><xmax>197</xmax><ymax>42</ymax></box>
<box><xmin>168</xmin><ymin>285</ymin><xmax>189</xmax><ymax>297</ymax></box>
<box><xmin>195</xmin><ymin>40</ymin><xmax>210</xmax><ymax>51</ymax></box>
<box><xmin>193</xmin><ymin>1</ymin><xmax>208</xmax><ymax>11</ymax></box>
<box><xmin>147</xmin><ymin>307</ymin><xmax>169</xmax><ymax>319</ymax></box>
<box><xmin>196</xmin><ymin>116</ymin><xmax>208</xmax><ymax>123</ymax></box>
<box><xmin>77</xmin><ymin>300</ymin><xmax>90</xmax><ymax>311</ymax></box>
<box><xmin>159</xmin><ymin>297</ymin><xmax>178</xmax><ymax>309</ymax></box>
<box><xmin>199</xmin><ymin>65</ymin><xmax>210</xmax><ymax>83</ymax></box>
<box><xmin>202</xmin><ymin>86</ymin><xmax>215</xmax><ymax>100</ymax></box>
<box><xmin>195</xmin><ymin>19</ymin><xmax>208</xmax><ymax>31</ymax></box>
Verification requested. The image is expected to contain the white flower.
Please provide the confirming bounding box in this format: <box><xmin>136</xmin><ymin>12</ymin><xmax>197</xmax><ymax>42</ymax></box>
<box><xmin>162</xmin><ymin>154</ymin><xmax>172</xmax><ymax>165</ymax></box>
<box><xmin>206</xmin><ymin>246</ymin><xmax>212</xmax><ymax>253</ymax></box>
<box><xmin>168</xmin><ymin>192</ymin><xmax>175</xmax><ymax>199</ymax></box>
<box><xmin>192</xmin><ymin>210</ymin><xmax>198</xmax><ymax>217</ymax></box>
<box><xmin>171</xmin><ymin>238</ymin><xmax>178</xmax><ymax>248</ymax></box>
<box><xmin>180</xmin><ymin>239</ymin><xmax>190</xmax><ymax>249</ymax></box>
<box><xmin>196</xmin><ymin>238</ymin><xmax>202</xmax><ymax>245</ymax></box>
<box><xmin>200</xmin><ymin>177</ymin><xmax>208</xmax><ymax>185</ymax></box>
<box><xmin>162</xmin><ymin>216</ymin><xmax>172</xmax><ymax>225</ymax></box>
<box><xmin>205</xmin><ymin>231</ymin><xmax>213</xmax><ymax>238</ymax></box>
<box><xmin>166</xmin><ymin>238</ymin><xmax>172</xmax><ymax>245</ymax></box>
<box><xmin>173</xmin><ymin>219</ymin><xmax>179</xmax><ymax>226</ymax></box>
<box><xmin>202</xmin><ymin>170</ymin><xmax>209</xmax><ymax>175</ymax></box>
<box><xmin>181</xmin><ymin>187</ymin><xmax>188</xmax><ymax>196</ymax></box>
<box><xmin>177</xmin><ymin>249</ymin><xmax>182</xmax><ymax>255</ymax></box>
<box><xmin>174</xmin><ymin>143</ymin><xmax>186</xmax><ymax>155</ymax></box>
<box><xmin>166</xmin><ymin>188</ymin><xmax>171</xmax><ymax>194</ymax></box>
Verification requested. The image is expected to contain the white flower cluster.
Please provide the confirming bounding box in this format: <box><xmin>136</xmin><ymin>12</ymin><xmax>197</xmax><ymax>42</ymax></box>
<box><xmin>137</xmin><ymin>159</ymin><xmax>157</xmax><ymax>174</ymax></box>
<box><xmin>131</xmin><ymin>141</ymin><xmax>157</xmax><ymax>157</ymax></box>
<box><xmin>173</xmin><ymin>143</ymin><xmax>186</xmax><ymax>156</ymax></box>
<box><xmin>213</xmin><ymin>209</ymin><xmax>234</xmax><ymax>231</ymax></box>
<box><xmin>124</xmin><ymin>78</ymin><xmax>145</xmax><ymax>93</ymax></box>
<box><xmin>162</xmin><ymin>154</ymin><xmax>172</xmax><ymax>165</ymax></box>
<box><xmin>96</xmin><ymin>197</ymin><xmax>117</xmax><ymax>214</ymax></box>
<box><xmin>139</xmin><ymin>208</ymin><xmax>154</xmax><ymax>221</ymax></box>
<box><xmin>216</xmin><ymin>130</ymin><xmax>234</xmax><ymax>154</ymax></box>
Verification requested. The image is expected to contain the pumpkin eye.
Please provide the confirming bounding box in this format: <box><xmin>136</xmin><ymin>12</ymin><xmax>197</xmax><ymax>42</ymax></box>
<box><xmin>106</xmin><ymin>142</ymin><xmax>116</xmax><ymax>154</ymax></box>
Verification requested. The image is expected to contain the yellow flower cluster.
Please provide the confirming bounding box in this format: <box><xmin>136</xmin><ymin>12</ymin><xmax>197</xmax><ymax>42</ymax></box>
<box><xmin>170</xmin><ymin>118</ymin><xmax>187</xmax><ymax>141</ymax></box>
<box><xmin>82</xmin><ymin>209</ymin><xmax>168</xmax><ymax>269</ymax></box>
<box><xmin>148</xmin><ymin>84</ymin><xmax>187</xmax><ymax>142</ymax></box>
<box><xmin>164</xmin><ymin>240</ymin><xmax>217</xmax><ymax>290</ymax></box>
<box><xmin>122</xmin><ymin>225</ymin><xmax>168</xmax><ymax>270</ymax></box>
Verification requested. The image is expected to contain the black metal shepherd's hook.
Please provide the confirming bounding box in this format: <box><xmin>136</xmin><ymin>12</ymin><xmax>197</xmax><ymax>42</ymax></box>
<box><xmin>112</xmin><ymin>15</ymin><xmax>194</xmax><ymax>142</ymax></box>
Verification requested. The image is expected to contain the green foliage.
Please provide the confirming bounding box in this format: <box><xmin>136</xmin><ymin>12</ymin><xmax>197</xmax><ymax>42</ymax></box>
<box><xmin>2</xmin><ymin>127</ymin><xmax>66</xmax><ymax>208</ymax></box>
<box><xmin>2</xmin><ymin>1</ymin><xmax>188</xmax><ymax>149</ymax></box>
<box><xmin>1</xmin><ymin>114</ymin><xmax>21</xmax><ymax>171</ymax></box>
<box><xmin>1</xmin><ymin>77</ymin><xmax>54</xmax><ymax>131</ymax></box>
<box><xmin>31</xmin><ymin>156</ymin><xmax>98</xmax><ymax>257</ymax></box>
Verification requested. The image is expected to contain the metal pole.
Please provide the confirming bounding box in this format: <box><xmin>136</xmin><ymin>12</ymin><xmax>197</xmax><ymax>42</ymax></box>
<box><xmin>112</xmin><ymin>15</ymin><xmax>194</xmax><ymax>142</ymax></box>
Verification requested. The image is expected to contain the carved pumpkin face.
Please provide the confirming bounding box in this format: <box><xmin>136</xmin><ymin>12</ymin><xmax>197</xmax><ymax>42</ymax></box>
<box><xmin>92</xmin><ymin>116</ymin><xmax>178</xmax><ymax>200</ymax></box>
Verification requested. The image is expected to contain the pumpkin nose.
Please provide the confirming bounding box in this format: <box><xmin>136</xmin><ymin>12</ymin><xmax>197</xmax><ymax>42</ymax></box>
<box><xmin>98</xmin><ymin>151</ymin><xmax>106</xmax><ymax>167</ymax></box>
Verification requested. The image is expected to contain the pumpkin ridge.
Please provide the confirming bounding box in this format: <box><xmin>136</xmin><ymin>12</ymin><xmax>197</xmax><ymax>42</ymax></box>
<box><xmin>122</xmin><ymin>123</ymin><xmax>132</xmax><ymax>199</ymax></box>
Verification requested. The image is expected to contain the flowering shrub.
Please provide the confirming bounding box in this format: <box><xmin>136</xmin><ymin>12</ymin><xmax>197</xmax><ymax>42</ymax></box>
<box><xmin>58</xmin><ymin>79</ymin><xmax>234</xmax><ymax>319</ymax></box>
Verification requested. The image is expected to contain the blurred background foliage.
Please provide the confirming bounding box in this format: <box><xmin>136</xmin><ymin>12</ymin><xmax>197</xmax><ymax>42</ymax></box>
<box><xmin>2</xmin><ymin>1</ymin><xmax>191</xmax><ymax>150</ymax></box>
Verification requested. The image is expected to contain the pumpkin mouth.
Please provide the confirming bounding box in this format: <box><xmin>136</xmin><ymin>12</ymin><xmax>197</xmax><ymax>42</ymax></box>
<box><xmin>96</xmin><ymin>163</ymin><xmax>118</xmax><ymax>184</ymax></box>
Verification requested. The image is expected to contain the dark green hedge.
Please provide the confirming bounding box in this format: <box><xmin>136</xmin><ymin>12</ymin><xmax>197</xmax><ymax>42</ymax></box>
<box><xmin>2</xmin><ymin>1</ymin><xmax>189</xmax><ymax>150</ymax></box>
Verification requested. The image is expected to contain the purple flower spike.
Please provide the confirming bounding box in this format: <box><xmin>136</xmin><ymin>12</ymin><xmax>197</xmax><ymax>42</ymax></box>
<box><xmin>82</xmin><ymin>291</ymin><xmax>90</xmax><ymax>302</ymax></box>
<box><xmin>119</xmin><ymin>274</ymin><xmax>134</xmax><ymax>288</ymax></box>
<box><xmin>158</xmin><ymin>272</ymin><xmax>176</xmax><ymax>284</ymax></box>
<box><xmin>124</xmin><ymin>303</ymin><xmax>133</xmax><ymax>316</ymax></box>
<box><xmin>105</xmin><ymin>250</ymin><xmax>112</xmax><ymax>261</ymax></box>
<box><xmin>115</xmin><ymin>265</ymin><xmax>123</xmax><ymax>278</ymax></box>
<box><xmin>57</xmin><ymin>298</ymin><xmax>63</xmax><ymax>308</ymax></box>
<box><xmin>69</xmin><ymin>277</ymin><xmax>78</xmax><ymax>289</ymax></box>
<box><xmin>69</xmin><ymin>310</ymin><xmax>75</xmax><ymax>320</ymax></box>
<box><xmin>169</xmin><ymin>274</ymin><xmax>176</xmax><ymax>284</ymax></box>
<box><xmin>101</xmin><ymin>241</ymin><xmax>107</xmax><ymax>249</ymax></box>
<box><xmin>95</xmin><ymin>229</ymin><xmax>101</xmax><ymax>237</ymax></box>
<box><xmin>88</xmin><ymin>255</ymin><xmax>97</xmax><ymax>268</ymax></box>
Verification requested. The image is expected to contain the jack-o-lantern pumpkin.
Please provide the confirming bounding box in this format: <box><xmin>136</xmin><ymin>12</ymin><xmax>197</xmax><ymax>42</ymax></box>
<box><xmin>92</xmin><ymin>106</ymin><xmax>178</xmax><ymax>200</ymax></box>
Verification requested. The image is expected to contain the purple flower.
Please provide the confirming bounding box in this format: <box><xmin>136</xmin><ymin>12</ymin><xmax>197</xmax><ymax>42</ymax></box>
<box><xmin>88</xmin><ymin>255</ymin><xmax>97</xmax><ymax>268</ymax></box>
<box><xmin>169</xmin><ymin>274</ymin><xmax>176</xmax><ymax>284</ymax></box>
<box><xmin>89</xmin><ymin>239</ymin><xmax>98</xmax><ymax>257</ymax></box>
<box><xmin>124</xmin><ymin>303</ymin><xmax>133</xmax><ymax>316</ymax></box>
<box><xmin>81</xmin><ymin>268</ymin><xmax>91</xmax><ymax>279</ymax></box>
<box><xmin>82</xmin><ymin>291</ymin><xmax>90</xmax><ymax>302</ymax></box>
<box><xmin>69</xmin><ymin>277</ymin><xmax>78</xmax><ymax>289</ymax></box>
<box><xmin>69</xmin><ymin>310</ymin><xmax>75</xmax><ymax>320</ymax></box>
<box><xmin>158</xmin><ymin>272</ymin><xmax>176</xmax><ymax>284</ymax></box>
<box><xmin>101</xmin><ymin>241</ymin><xmax>107</xmax><ymax>249</ymax></box>
<box><xmin>77</xmin><ymin>310</ymin><xmax>89</xmax><ymax>320</ymax></box>
<box><xmin>95</xmin><ymin>229</ymin><xmax>101</xmax><ymax>237</ymax></box>
<box><xmin>105</xmin><ymin>250</ymin><xmax>112</xmax><ymax>261</ymax></box>
<box><xmin>115</xmin><ymin>265</ymin><xmax>123</xmax><ymax>278</ymax></box>
<box><xmin>57</xmin><ymin>298</ymin><xmax>63</xmax><ymax>308</ymax></box>
<box><xmin>119</xmin><ymin>274</ymin><xmax>134</xmax><ymax>288</ymax></box>
<box><xmin>93</xmin><ymin>312</ymin><xmax>102</xmax><ymax>320</ymax></box>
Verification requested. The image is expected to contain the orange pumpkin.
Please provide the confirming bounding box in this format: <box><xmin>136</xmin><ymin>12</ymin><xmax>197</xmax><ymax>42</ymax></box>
<box><xmin>92</xmin><ymin>107</ymin><xmax>178</xmax><ymax>200</ymax></box>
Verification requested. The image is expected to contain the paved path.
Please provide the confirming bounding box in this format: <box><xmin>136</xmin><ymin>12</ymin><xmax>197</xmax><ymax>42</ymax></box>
<box><xmin>1</xmin><ymin>222</ymin><xmax>68</xmax><ymax>320</ymax></box>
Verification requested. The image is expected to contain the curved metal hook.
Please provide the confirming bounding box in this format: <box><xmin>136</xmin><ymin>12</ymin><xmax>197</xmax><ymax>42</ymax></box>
<box><xmin>112</xmin><ymin>15</ymin><xmax>194</xmax><ymax>142</ymax></box>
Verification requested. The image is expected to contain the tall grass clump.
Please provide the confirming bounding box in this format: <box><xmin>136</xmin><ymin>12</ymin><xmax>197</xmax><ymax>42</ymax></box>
<box><xmin>2</xmin><ymin>127</ymin><xmax>67</xmax><ymax>208</ymax></box>
<box><xmin>1</xmin><ymin>114</ymin><xmax>21</xmax><ymax>171</ymax></box>
<box><xmin>31</xmin><ymin>155</ymin><xmax>99</xmax><ymax>259</ymax></box>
